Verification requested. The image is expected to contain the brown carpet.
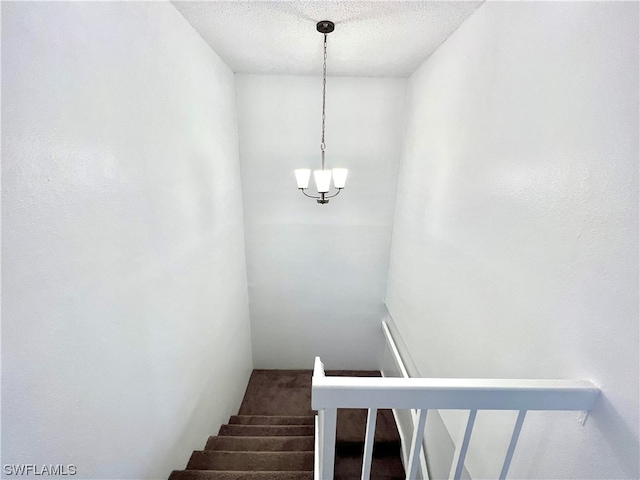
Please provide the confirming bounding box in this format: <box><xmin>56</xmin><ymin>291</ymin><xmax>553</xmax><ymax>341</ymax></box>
<box><xmin>168</xmin><ymin>370</ymin><xmax>405</xmax><ymax>480</ymax></box>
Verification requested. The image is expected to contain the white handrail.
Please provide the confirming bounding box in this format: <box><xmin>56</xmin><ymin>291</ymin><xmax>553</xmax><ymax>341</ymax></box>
<box><xmin>312</xmin><ymin>328</ymin><xmax>600</xmax><ymax>480</ymax></box>
<box><xmin>382</xmin><ymin>320</ymin><xmax>411</xmax><ymax>379</ymax></box>
<box><xmin>312</xmin><ymin>375</ymin><xmax>599</xmax><ymax>411</ymax></box>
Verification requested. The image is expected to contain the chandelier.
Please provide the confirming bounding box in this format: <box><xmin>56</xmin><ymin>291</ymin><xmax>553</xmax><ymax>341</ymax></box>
<box><xmin>294</xmin><ymin>20</ymin><xmax>348</xmax><ymax>204</ymax></box>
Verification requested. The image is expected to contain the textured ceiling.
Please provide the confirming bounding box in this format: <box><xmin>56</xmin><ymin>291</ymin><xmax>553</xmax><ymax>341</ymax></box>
<box><xmin>172</xmin><ymin>1</ymin><xmax>482</xmax><ymax>77</ymax></box>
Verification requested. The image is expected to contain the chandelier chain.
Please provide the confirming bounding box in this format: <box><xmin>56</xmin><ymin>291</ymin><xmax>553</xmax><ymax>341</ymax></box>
<box><xmin>321</xmin><ymin>32</ymin><xmax>327</xmax><ymax>170</ymax></box>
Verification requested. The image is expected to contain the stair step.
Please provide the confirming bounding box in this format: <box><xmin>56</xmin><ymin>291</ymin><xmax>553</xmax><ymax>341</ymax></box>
<box><xmin>229</xmin><ymin>415</ymin><xmax>314</xmax><ymax>426</ymax></box>
<box><xmin>336</xmin><ymin>409</ymin><xmax>401</xmax><ymax>455</ymax></box>
<box><xmin>186</xmin><ymin>451</ymin><xmax>313</xmax><ymax>471</ymax></box>
<box><xmin>335</xmin><ymin>441</ymin><xmax>401</xmax><ymax>457</ymax></box>
<box><xmin>337</xmin><ymin>409</ymin><xmax>399</xmax><ymax>443</ymax></box>
<box><xmin>205</xmin><ymin>436</ymin><xmax>314</xmax><ymax>452</ymax></box>
<box><xmin>238</xmin><ymin>370</ymin><xmax>382</xmax><ymax>416</ymax></box>
<box><xmin>169</xmin><ymin>471</ymin><xmax>312</xmax><ymax>480</ymax></box>
<box><xmin>335</xmin><ymin>453</ymin><xmax>405</xmax><ymax>480</ymax></box>
<box><xmin>218</xmin><ymin>425</ymin><xmax>314</xmax><ymax>437</ymax></box>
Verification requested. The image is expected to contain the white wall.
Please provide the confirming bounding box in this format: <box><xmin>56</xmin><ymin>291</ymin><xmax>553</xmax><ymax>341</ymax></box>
<box><xmin>236</xmin><ymin>74</ymin><xmax>406</xmax><ymax>369</ymax></box>
<box><xmin>2</xmin><ymin>3</ymin><xmax>253</xmax><ymax>478</ymax></box>
<box><xmin>386</xmin><ymin>2</ymin><xmax>638</xmax><ymax>479</ymax></box>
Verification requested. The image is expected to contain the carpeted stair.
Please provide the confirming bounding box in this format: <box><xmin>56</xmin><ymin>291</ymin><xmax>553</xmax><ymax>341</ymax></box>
<box><xmin>168</xmin><ymin>370</ymin><xmax>405</xmax><ymax>480</ymax></box>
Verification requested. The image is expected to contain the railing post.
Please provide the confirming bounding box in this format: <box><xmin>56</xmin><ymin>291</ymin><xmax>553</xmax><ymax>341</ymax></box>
<box><xmin>313</xmin><ymin>357</ymin><xmax>328</xmax><ymax>480</ymax></box>
<box><xmin>314</xmin><ymin>414</ymin><xmax>321</xmax><ymax>480</ymax></box>
<box><xmin>409</xmin><ymin>408</ymin><xmax>430</xmax><ymax>480</ymax></box>
<box><xmin>499</xmin><ymin>410</ymin><xmax>527</xmax><ymax>480</ymax></box>
<box><xmin>449</xmin><ymin>410</ymin><xmax>477</xmax><ymax>480</ymax></box>
<box><xmin>406</xmin><ymin>409</ymin><xmax>428</xmax><ymax>480</ymax></box>
<box><xmin>361</xmin><ymin>408</ymin><xmax>378</xmax><ymax>480</ymax></box>
<box><xmin>321</xmin><ymin>407</ymin><xmax>337</xmax><ymax>479</ymax></box>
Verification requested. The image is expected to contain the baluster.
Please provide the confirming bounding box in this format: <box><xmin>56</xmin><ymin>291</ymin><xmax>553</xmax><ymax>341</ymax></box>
<box><xmin>499</xmin><ymin>410</ymin><xmax>527</xmax><ymax>480</ymax></box>
<box><xmin>317</xmin><ymin>410</ymin><xmax>324</xmax><ymax>479</ymax></box>
<box><xmin>449</xmin><ymin>409</ymin><xmax>477</xmax><ymax>480</ymax></box>
<box><xmin>314</xmin><ymin>414</ymin><xmax>320</xmax><ymax>480</ymax></box>
<box><xmin>410</xmin><ymin>409</ymin><xmax>430</xmax><ymax>480</ymax></box>
<box><xmin>406</xmin><ymin>409</ymin><xmax>428</xmax><ymax>480</ymax></box>
<box><xmin>321</xmin><ymin>408</ymin><xmax>337</xmax><ymax>479</ymax></box>
<box><xmin>361</xmin><ymin>408</ymin><xmax>378</xmax><ymax>480</ymax></box>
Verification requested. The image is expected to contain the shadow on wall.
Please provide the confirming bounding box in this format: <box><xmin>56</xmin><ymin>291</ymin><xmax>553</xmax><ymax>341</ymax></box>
<box><xmin>145</xmin><ymin>367</ymin><xmax>252</xmax><ymax>479</ymax></box>
<box><xmin>591</xmin><ymin>395</ymin><xmax>640</xmax><ymax>477</ymax></box>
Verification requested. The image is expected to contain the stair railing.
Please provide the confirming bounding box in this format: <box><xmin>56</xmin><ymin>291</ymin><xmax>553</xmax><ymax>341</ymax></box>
<box><xmin>312</xmin><ymin>351</ymin><xmax>600</xmax><ymax>480</ymax></box>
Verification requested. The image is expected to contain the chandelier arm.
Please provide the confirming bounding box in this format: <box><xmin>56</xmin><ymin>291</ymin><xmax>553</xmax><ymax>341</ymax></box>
<box><xmin>300</xmin><ymin>189</ymin><xmax>322</xmax><ymax>200</ymax></box>
<box><xmin>324</xmin><ymin>188</ymin><xmax>343</xmax><ymax>199</ymax></box>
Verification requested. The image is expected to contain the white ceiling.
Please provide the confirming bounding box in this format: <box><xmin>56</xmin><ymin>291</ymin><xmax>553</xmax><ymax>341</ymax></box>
<box><xmin>172</xmin><ymin>1</ymin><xmax>482</xmax><ymax>77</ymax></box>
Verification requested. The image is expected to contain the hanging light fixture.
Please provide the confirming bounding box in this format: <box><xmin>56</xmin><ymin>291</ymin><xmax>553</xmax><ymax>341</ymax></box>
<box><xmin>294</xmin><ymin>20</ymin><xmax>348</xmax><ymax>205</ymax></box>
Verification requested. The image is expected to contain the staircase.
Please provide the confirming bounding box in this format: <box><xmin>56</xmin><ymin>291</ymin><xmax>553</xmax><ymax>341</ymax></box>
<box><xmin>168</xmin><ymin>370</ymin><xmax>405</xmax><ymax>480</ymax></box>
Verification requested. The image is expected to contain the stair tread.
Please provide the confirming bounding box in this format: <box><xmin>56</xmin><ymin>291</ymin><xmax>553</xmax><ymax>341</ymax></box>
<box><xmin>219</xmin><ymin>425</ymin><xmax>314</xmax><ymax>437</ymax></box>
<box><xmin>336</xmin><ymin>409</ymin><xmax>400</xmax><ymax>444</ymax></box>
<box><xmin>238</xmin><ymin>370</ymin><xmax>381</xmax><ymax>416</ymax></box>
<box><xmin>229</xmin><ymin>415</ymin><xmax>314</xmax><ymax>426</ymax></box>
<box><xmin>169</xmin><ymin>471</ymin><xmax>313</xmax><ymax>480</ymax></box>
<box><xmin>205</xmin><ymin>436</ymin><xmax>314</xmax><ymax>452</ymax></box>
<box><xmin>335</xmin><ymin>453</ymin><xmax>405</xmax><ymax>480</ymax></box>
<box><xmin>187</xmin><ymin>451</ymin><xmax>313</xmax><ymax>471</ymax></box>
